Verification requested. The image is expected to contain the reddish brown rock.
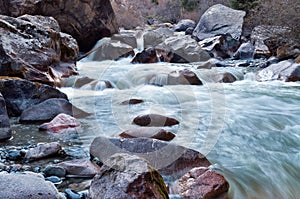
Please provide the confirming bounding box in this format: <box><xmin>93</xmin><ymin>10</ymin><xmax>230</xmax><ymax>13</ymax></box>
<box><xmin>172</xmin><ymin>167</ymin><xmax>229</xmax><ymax>199</ymax></box>
<box><xmin>57</xmin><ymin>159</ymin><xmax>100</xmax><ymax>178</ymax></box>
<box><xmin>213</xmin><ymin>72</ymin><xmax>237</xmax><ymax>83</ymax></box>
<box><xmin>0</xmin><ymin>93</ymin><xmax>11</xmax><ymax>141</ymax></box>
<box><xmin>131</xmin><ymin>47</ymin><xmax>159</xmax><ymax>64</ymax></box>
<box><xmin>120</xmin><ymin>99</ymin><xmax>144</xmax><ymax>105</ymax></box>
<box><xmin>168</xmin><ymin>69</ymin><xmax>203</xmax><ymax>85</ymax></box>
<box><xmin>25</xmin><ymin>142</ymin><xmax>62</xmax><ymax>161</ymax></box>
<box><xmin>133</xmin><ymin>114</ymin><xmax>179</xmax><ymax>127</ymax></box>
<box><xmin>119</xmin><ymin>127</ymin><xmax>175</xmax><ymax>141</ymax></box>
<box><xmin>39</xmin><ymin>113</ymin><xmax>81</xmax><ymax>133</ymax></box>
<box><xmin>89</xmin><ymin>153</ymin><xmax>169</xmax><ymax>199</ymax></box>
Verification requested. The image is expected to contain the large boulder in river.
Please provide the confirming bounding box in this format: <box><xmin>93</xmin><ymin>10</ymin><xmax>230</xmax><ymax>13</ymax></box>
<box><xmin>90</xmin><ymin>153</ymin><xmax>169</xmax><ymax>199</ymax></box>
<box><xmin>156</xmin><ymin>35</ymin><xmax>211</xmax><ymax>63</ymax></box>
<box><xmin>143</xmin><ymin>27</ymin><xmax>174</xmax><ymax>48</ymax></box>
<box><xmin>0</xmin><ymin>78</ymin><xmax>67</xmax><ymax>117</ymax></box>
<box><xmin>0</xmin><ymin>172</ymin><xmax>60</xmax><ymax>199</ymax></box>
<box><xmin>257</xmin><ymin>60</ymin><xmax>300</xmax><ymax>82</ymax></box>
<box><xmin>193</xmin><ymin>4</ymin><xmax>246</xmax><ymax>41</ymax></box>
<box><xmin>171</xmin><ymin>167</ymin><xmax>229</xmax><ymax>199</ymax></box>
<box><xmin>0</xmin><ymin>93</ymin><xmax>11</xmax><ymax>141</ymax></box>
<box><xmin>90</xmin><ymin>137</ymin><xmax>211</xmax><ymax>178</ymax></box>
<box><xmin>111</xmin><ymin>30</ymin><xmax>138</xmax><ymax>49</ymax></box>
<box><xmin>168</xmin><ymin>69</ymin><xmax>203</xmax><ymax>85</ymax></box>
<box><xmin>0</xmin><ymin>0</ymin><xmax>118</xmax><ymax>52</ymax></box>
<box><xmin>0</xmin><ymin>15</ymin><xmax>78</xmax><ymax>85</ymax></box>
<box><xmin>87</xmin><ymin>38</ymin><xmax>134</xmax><ymax>61</ymax></box>
<box><xmin>20</xmin><ymin>98</ymin><xmax>89</xmax><ymax>123</ymax></box>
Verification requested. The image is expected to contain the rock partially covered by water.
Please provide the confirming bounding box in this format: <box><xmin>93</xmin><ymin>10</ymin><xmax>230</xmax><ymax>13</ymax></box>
<box><xmin>157</xmin><ymin>35</ymin><xmax>211</xmax><ymax>63</ymax></box>
<box><xmin>39</xmin><ymin>113</ymin><xmax>81</xmax><ymax>134</ymax></box>
<box><xmin>119</xmin><ymin>127</ymin><xmax>175</xmax><ymax>141</ymax></box>
<box><xmin>172</xmin><ymin>19</ymin><xmax>196</xmax><ymax>32</ymax></box>
<box><xmin>25</xmin><ymin>142</ymin><xmax>62</xmax><ymax>162</ymax></box>
<box><xmin>0</xmin><ymin>0</ymin><xmax>118</xmax><ymax>52</ymax></box>
<box><xmin>0</xmin><ymin>78</ymin><xmax>67</xmax><ymax>117</ymax></box>
<box><xmin>111</xmin><ymin>31</ymin><xmax>138</xmax><ymax>49</ymax></box>
<box><xmin>87</xmin><ymin>38</ymin><xmax>134</xmax><ymax>61</ymax></box>
<box><xmin>90</xmin><ymin>137</ymin><xmax>211</xmax><ymax>178</ymax></box>
<box><xmin>171</xmin><ymin>167</ymin><xmax>229</xmax><ymax>199</ymax></box>
<box><xmin>0</xmin><ymin>93</ymin><xmax>11</xmax><ymax>141</ymax></box>
<box><xmin>168</xmin><ymin>69</ymin><xmax>203</xmax><ymax>85</ymax></box>
<box><xmin>0</xmin><ymin>172</ymin><xmax>60</xmax><ymax>199</ymax></box>
<box><xmin>193</xmin><ymin>4</ymin><xmax>246</xmax><ymax>41</ymax></box>
<box><xmin>89</xmin><ymin>153</ymin><xmax>169</xmax><ymax>199</ymax></box>
<box><xmin>133</xmin><ymin>114</ymin><xmax>179</xmax><ymax>127</ymax></box>
<box><xmin>257</xmin><ymin>60</ymin><xmax>300</xmax><ymax>82</ymax></box>
<box><xmin>20</xmin><ymin>98</ymin><xmax>89</xmax><ymax>123</ymax></box>
<box><xmin>57</xmin><ymin>159</ymin><xmax>101</xmax><ymax>178</ymax></box>
<box><xmin>0</xmin><ymin>15</ymin><xmax>78</xmax><ymax>85</ymax></box>
<box><xmin>131</xmin><ymin>47</ymin><xmax>159</xmax><ymax>64</ymax></box>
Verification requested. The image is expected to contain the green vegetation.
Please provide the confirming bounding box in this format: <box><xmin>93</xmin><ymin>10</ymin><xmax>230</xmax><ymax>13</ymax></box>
<box><xmin>180</xmin><ymin>0</ymin><xmax>199</xmax><ymax>11</ymax></box>
<box><xmin>229</xmin><ymin>0</ymin><xmax>259</xmax><ymax>12</ymax></box>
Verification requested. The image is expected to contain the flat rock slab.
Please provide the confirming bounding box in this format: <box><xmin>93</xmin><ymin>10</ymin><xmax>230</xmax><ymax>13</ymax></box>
<box><xmin>119</xmin><ymin>127</ymin><xmax>175</xmax><ymax>141</ymax></box>
<box><xmin>0</xmin><ymin>172</ymin><xmax>60</xmax><ymax>199</ymax></box>
<box><xmin>25</xmin><ymin>142</ymin><xmax>62</xmax><ymax>161</ymax></box>
<box><xmin>90</xmin><ymin>137</ymin><xmax>211</xmax><ymax>178</ymax></box>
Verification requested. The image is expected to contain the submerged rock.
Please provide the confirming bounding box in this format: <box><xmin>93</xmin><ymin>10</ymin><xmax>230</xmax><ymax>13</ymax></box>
<box><xmin>257</xmin><ymin>60</ymin><xmax>300</xmax><ymax>82</ymax></box>
<box><xmin>119</xmin><ymin>127</ymin><xmax>175</xmax><ymax>141</ymax></box>
<box><xmin>193</xmin><ymin>4</ymin><xmax>245</xmax><ymax>41</ymax></box>
<box><xmin>120</xmin><ymin>99</ymin><xmax>144</xmax><ymax>105</ymax></box>
<box><xmin>0</xmin><ymin>93</ymin><xmax>11</xmax><ymax>141</ymax></box>
<box><xmin>0</xmin><ymin>0</ymin><xmax>118</xmax><ymax>52</ymax></box>
<box><xmin>20</xmin><ymin>98</ymin><xmax>89</xmax><ymax>123</ymax></box>
<box><xmin>133</xmin><ymin>114</ymin><xmax>179</xmax><ymax>127</ymax></box>
<box><xmin>39</xmin><ymin>113</ymin><xmax>81</xmax><ymax>134</ymax></box>
<box><xmin>89</xmin><ymin>153</ymin><xmax>169</xmax><ymax>199</ymax></box>
<box><xmin>25</xmin><ymin>142</ymin><xmax>62</xmax><ymax>161</ymax></box>
<box><xmin>0</xmin><ymin>172</ymin><xmax>60</xmax><ymax>199</ymax></box>
<box><xmin>171</xmin><ymin>167</ymin><xmax>229</xmax><ymax>199</ymax></box>
<box><xmin>0</xmin><ymin>78</ymin><xmax>67</xmax><ymax>117</ymax></box>
<box><xmin>0</xmin><ymin>15</ymin><xmax>78</xmax><ymax>85</ymax></box>
<box><xmin>90</xmin><ymin>137</ymin><xmax>211</xmax><ymax>178</ymax></box>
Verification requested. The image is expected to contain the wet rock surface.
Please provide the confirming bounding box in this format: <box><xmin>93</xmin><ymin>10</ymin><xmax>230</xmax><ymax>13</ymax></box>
<box><xmin>24</xmin><ymin>142</ymin><xmax>62</xmax><ymax>162</ymax></box>
<box><xmin>168</xmin><ymin>69</ymin><xmax>203</xmax><ymax>85</ymax></box>
<box><xmin>133</xmin><ymin>114</ymin><xmax>179</xmax><ymax>127</ymax></box>
<box><xmin>119</xmin><ymin>127</ymin><xmax>175</xmax><ymax>141</ymax></box>
<box><xmin>0</xmin><ymin>0</ymin><xmax>119</xmax><ymax>52</ymax></box>
<box><xmin>89</xmin><ymin>153</ymin><xmax>169</xmax><ymax>199</ymax></box>
<box><xmin>131</xmin><ymin>47</ymin><xmax>159</xmax><ymax>64</ymax></box>
<box><xmin>0</xmin><ymin>15</ymin><xmax>78</xmax><ymax>85</ymax></box>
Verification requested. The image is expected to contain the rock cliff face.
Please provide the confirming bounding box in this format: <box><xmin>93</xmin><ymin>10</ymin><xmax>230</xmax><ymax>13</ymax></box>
<box><xmin>0</xmin><ymin>0</ymin><xmax>119</xmax><ymax>51</ymax></box>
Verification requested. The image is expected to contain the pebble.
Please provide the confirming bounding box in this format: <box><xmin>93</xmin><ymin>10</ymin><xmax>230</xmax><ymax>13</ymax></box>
<box><xmin>64</xmin><ymin>189</ymin><xmax>83</xmax><ymax>199</ymax></box>
<box><xmin>43</xmin><ymin>165</ymin><xmax>66</xmax><ymax>177</ymax></box>
<box><xmin>45</xmin><ymin>176</ymin><xmax>62</xmax><ymax>185</ymax></box>
<box><xmin>7</xmin><ymin>150</ymin><xmax>22</xmax><ymax>161</ymax></box>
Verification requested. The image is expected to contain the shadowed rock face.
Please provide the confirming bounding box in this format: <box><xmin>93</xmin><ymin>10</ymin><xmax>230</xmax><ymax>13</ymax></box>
<box><xmin>0</xmin><ymin>0</ymin><xmax>119</xmax><ymax>52</ymax></box>
<box><xmin>0</xmin><ymin>93</ymin><xmax>11</xmax><ymax>141</ymax></box>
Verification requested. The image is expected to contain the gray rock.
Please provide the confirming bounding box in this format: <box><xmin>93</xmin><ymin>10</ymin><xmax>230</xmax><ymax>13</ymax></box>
<box><xmin>131</xmin><ymin>47</ymin><xmax>159</xmax><ymax>63</ymax></box>
<box><xmin>57</xmin><ymin>159</ymin><xmax>100</xmax><ymax>178</ymax></box>
<box><xmin>0</xmin><ymin>172</ymin><xmax>60</xmax><ymax>199</ymax></box>
<box><xmin>0</xmin><ymin>0</ymin><xmax>118</xmax><ymax>51</ymax></box>
<box><xmin>0</xmin><ymin>93</ymin><xmax>11</xmax><ymax>141</ymax></box>
<box><xmin>111</xmin><ymin>31</ymin><xmax>138</xmax><ymax>49</ymax></box>
<box><xmin>90</xmin><ymin>137</ymin><xmax>211</xmax><ymax>178</ymax></box>
<box><xmin>172</xmin><ymin>19</ymin><xmax>196</xmax><ymax>32</ymax></box>
<box><xmin>233</xmin><ymin>42</ymin><xmax>255</xmax><ymax>59</ymax></box>
<box><xmin>257</xmin><ymin>60</ymin><xmax>300</xmax><ymax>82</ymax></box>
<box><xmin>0</xmin><ymin>15</ymin><xmax>78</xmax><ymax>85</ymax></box>
<box><xmin>167</xmin><ymin>69</ymin><xmax>203</xmax><ymax>85</ymax></box>
<box><xmin>20</xmin><ymin>98</ymin><xmax>89</xmax><ymax>123</ymax></box>
<box><xmin>143</xmin><ymin>27</ymin><xmax>174</xmax><ymax>48</ymax></box>
<box><xmin>89</xmin><ymin>153</ymin><xmax>169</xmax><ymax>199</ymax></box>
<box><xmin>0</xmin><ymin>77</ymin><xmax>68</xmax><ymax>117</ymax></box>
<box><xmin>193</xmin><ymin>4</ymin><xmax>245</xmax><ymax>41</ymax></box>
<box><xmin>119</xmin><ymin>127</ymin><xmax>176</xmax><ymax>141</ymax></box>
<box><xmin>156</xmin><ymin>35</ymin><xmax>211</xmax><ymax>63</ymax></box>
<box><xmin>133</xmin><ymin>114</ymin><xmax>179</xmax><ymax>127</ymax></box>
<box><xmin>43</xmin><ymin>165</ymin><xmax>66</xmax><ymax>177</ymax></box>
<box><xmin>25</xmin><ymin>142</ymin><xmax>62</xmax><ymax>161</ymax></box>
<box><xmin>87</xmin><ymin>38</ymin><xmax>134</xmax><ymax>61</ymax></box>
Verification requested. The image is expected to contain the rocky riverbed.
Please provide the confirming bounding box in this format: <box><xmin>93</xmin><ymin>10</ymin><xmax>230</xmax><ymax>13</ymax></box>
<box><xmin>0</xmin><ymin>1</ymin><xmax>299</xmax><ymax>199</ymax></box>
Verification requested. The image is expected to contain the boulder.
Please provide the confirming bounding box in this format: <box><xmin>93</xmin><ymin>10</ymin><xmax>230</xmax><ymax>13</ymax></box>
<box><xmin>25</xmin><ymin>142</ymin><xmax>62</xmax><ymax>161</ymax></box>
<box><xmin>0</xmin><ymin>78</ymin><xmax>68</xmax><ymax>117</ymax></box>
<box><xmin>90</xmin><ymin>137</ymin><xmax>211</xmax><ymax>178</ymax></box>
<box><xmin>143</xmin><ymin>27</ymin><xmax>174</xmax><ymax>48</ymax></box>
<box><xmin>0</xmin><ymin>93</ymin><xmax>11</xmax><ymax>141</ymax></box>
<box><xmin>0</xmin><ymin>0</ymin><xmax>118</xmax><ymax>52</ymax></box>
<box><xmin>233</xmin><ymin>42</ymin><xmax>255</xmax><ymax>60</ymax></box>
<box><xmin>89</xmin><ymin>153</ymin><xmax>169</xmax><ymax>199</ymax></box>
<box><xmin>156</xmin><ymin>35</ymin><xmax>211</xmax><ymax>63</ymax></box>
<box><xmin>168</xmin><ymin>69</ymin><xmax>202</xmax><ymax>85</ymax></box>
<box><xmin>87</xmin><ymin>38</ymin><xmax>134</xmax><ymax>61</ymax></box>
<box><xmin>43</xmin><ymin>165</ymin><xmax>66</xmax><ymax>177</ymax></box>
<box><xmin>39</xmin><ymin>113</ymin><xmax>81</xmax><ymax>133</ymax></box>
<box><xmin>20</xmin><ymin>98</ymin><xmax>89</xmax><ymax>123</ymax></box>
<box><xmin>57</xmin><ymin>159</ymin><xmax>101</xmax><ymax>178</ymax></box>
<box><xmin>0</xmin><ymin>172</ymin><xmax>60</xmax><ymax>199</ymax></box>
<box><xmin>171</xmin><ymin>167</ymin><xmax>229</xmax><ymax>199</ymax></box>
<box><xmin>212</xmin><ymin>72</ymin><xmax>237</xmax><ymax>83</ymax></box>
<box><xmin>276</xmin><ymin>45</ymin><xmax>300</xmax><ymax>61</ymax></box>
<box><xmin>193</xmin><ymin>4</ymin><xmax>246</xmax><ymax>41</ymax></box>
<box><xmin>185</xmin><ymin>27</ymin><xmax>194</xmax><ymax>35</ymax></box>
<box><xmin>111</xmin><ymin>31</ymin><xmax>138</xmax><ymax>49</ymax></box>
<box><xmin>131</xmin><ymin>47</ymin><xmax>159</xmax><ymax>63</ymax></box>
<box><xmin>0</xmin><ymin>15</ymin><xmax>78</xmax><ymax>85</ymax></box>
<box><xmin>119</xmin><ymin>127</ymin><xmax>175</xmax><ymax>141</ymax></box>
<box><xmin>257</xmin><ymin>60</ymin><xmax>300</xmax><ymax>82</ymax></box>
<box><xmin>172</xmin><ymin>19</ymin><xmax>196</xmax><ymax>32</ymax></box>
<box><xmin>199</xmin><ymin>34</ymin><xmax>240</xmax><ymax>59</ymax></box>
<box><xmin>133</xmin><ymin>114</ymin><xmax>179</xmax><ymax>127</ymax></box>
